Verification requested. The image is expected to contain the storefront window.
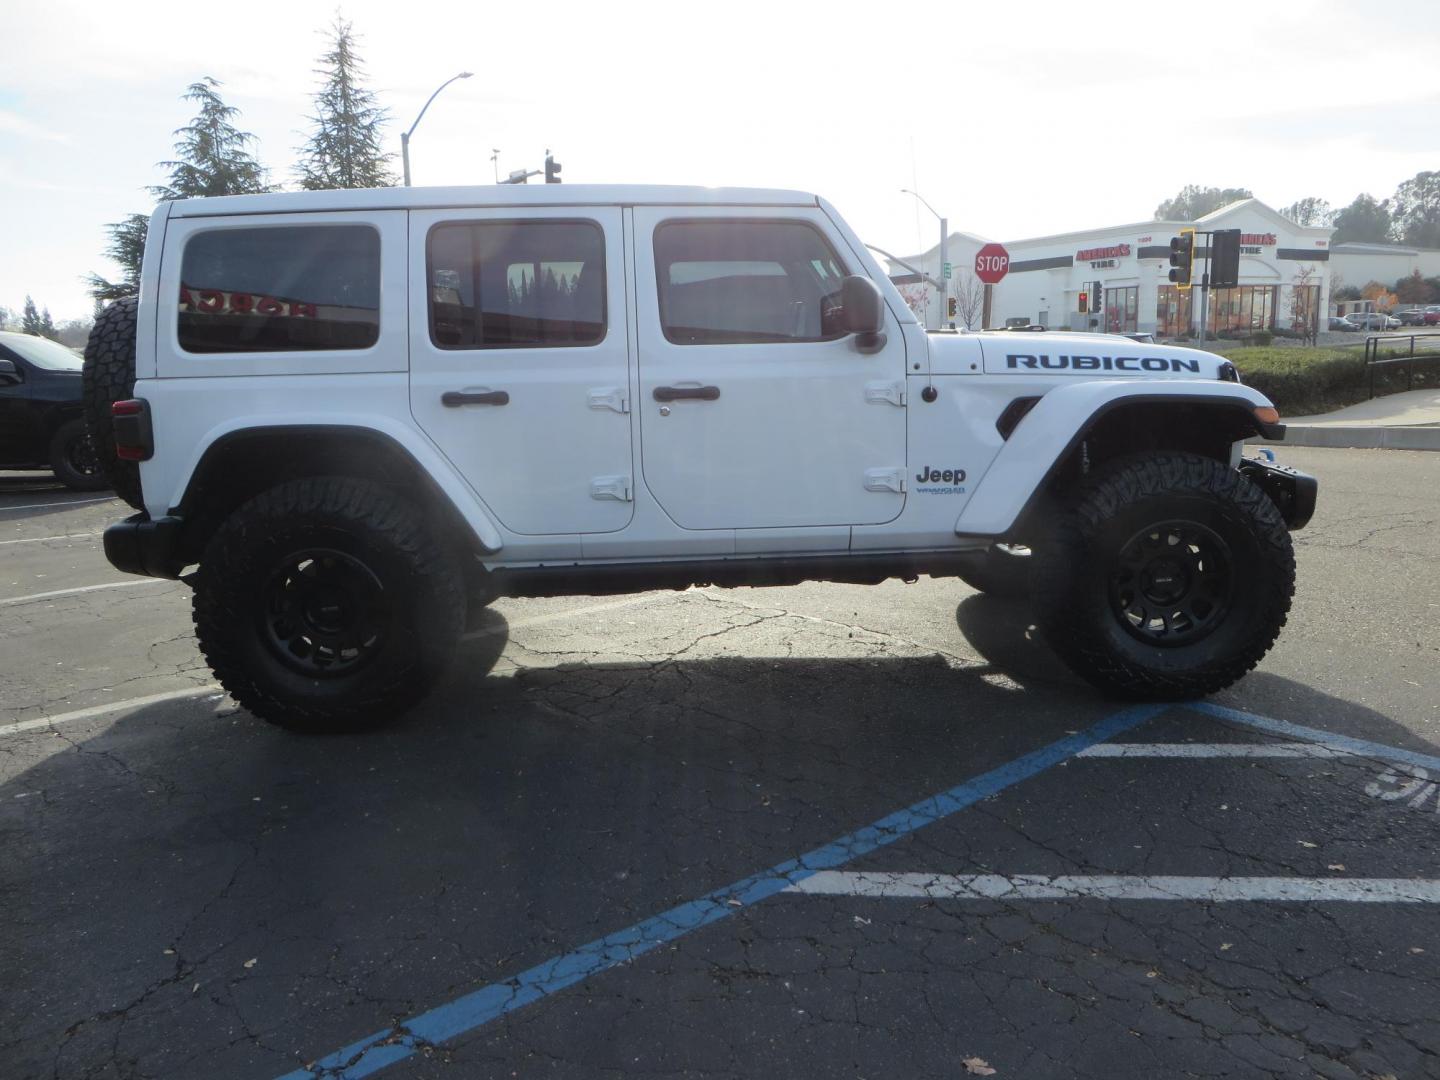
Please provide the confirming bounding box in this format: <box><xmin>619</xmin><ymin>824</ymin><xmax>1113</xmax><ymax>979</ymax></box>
<box><xmin>1288</xmin><ymin>284</ymin><xmax>1320</xmax><ymax>338</ymax></box>
<box><xmin>1207</xmin><ymin>285</ymin><xmax>1278</xmax><ymax>336</ymax></box>
<box><xmin>1103</xmin><ymin>286</ymin><xmax>1138</xmax><ymax>334</ymax></box>
<box><xmin>1156</xmin><ymin>285</ymin><xmax>1192</xmax><ymax>337</ymax></box>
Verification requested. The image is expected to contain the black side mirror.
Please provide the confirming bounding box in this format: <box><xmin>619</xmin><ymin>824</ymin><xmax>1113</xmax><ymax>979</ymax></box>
<box><xmin>840</xmin><ymin>275</ymin><xmax>886</xmax><ymax>354</ymax></box>
<box><xmin>0</xmin><ymin>358</ymin><xmax>19</xmax><ymax>385</ymax></box>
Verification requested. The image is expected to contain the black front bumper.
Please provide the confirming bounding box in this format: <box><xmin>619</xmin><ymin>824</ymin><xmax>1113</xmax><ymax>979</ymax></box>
<box><xmin>1239</xmin><ymin>457</ymin><xmax>1318</xmax><ymax>530</ymax></box>
<box><xmin>103</xmin><ymin>513</ymin><xmax>187</xmax><ymax>579</ymax></box>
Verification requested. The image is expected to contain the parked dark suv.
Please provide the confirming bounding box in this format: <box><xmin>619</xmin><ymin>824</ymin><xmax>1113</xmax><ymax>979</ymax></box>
<box><xmin>0</xmin><ymin>331</ymin><xmax>107</xmax><ymax>490</ymax></box>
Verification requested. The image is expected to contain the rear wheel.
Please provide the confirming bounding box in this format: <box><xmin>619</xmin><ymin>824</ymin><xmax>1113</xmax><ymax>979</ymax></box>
<box><xmin>1032</xmin><ymin>452</ymin><xmax>1294</xmax><ymax>700</ymax></box>
<box><xmin>192</xmin><ymin>477</ymin><xmax>465</xmax><ymax>732</ymax></box>
<box><xmin>48</xmin><ymin>418</ymin><xmax>108</xmax><ymax>491</ymax></box>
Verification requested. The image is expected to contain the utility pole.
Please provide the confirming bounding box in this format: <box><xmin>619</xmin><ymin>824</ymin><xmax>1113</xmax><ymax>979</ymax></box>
<box><xmin>400</xmin><ymin>71</ymin><xmax>473</xmax><ymax>187</ymax></box>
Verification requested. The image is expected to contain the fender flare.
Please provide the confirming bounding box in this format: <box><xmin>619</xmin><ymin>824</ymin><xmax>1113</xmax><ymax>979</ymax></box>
<box><xmin>170</xmin><ymin>415</ymin><xmax>505</xmax><ymax>552</ymax></box>
<box><xmin>954</xmin><ymin>380</ymin><xmax>1278</xmax><ymax>538</ymax></box>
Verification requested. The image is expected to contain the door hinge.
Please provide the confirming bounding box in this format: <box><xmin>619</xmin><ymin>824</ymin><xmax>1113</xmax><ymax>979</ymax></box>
<box><xmin>590</xmin><ymin>475</ymin><xmax>633</xmax><ymax>501</ymax></box>
<box><xmin>864</xmin><ymin>380</ymin><xmax>906</xmax><ymax>407</ymax></box>
<box><xmin>588</xmin><ymin>387</ymin><xmax>629</xmax><ymax>413</ymax></box>
<box><xmin>863</xmin><ymin>467</ymin><xmax>906</xmax><ymax>494</ymax></box>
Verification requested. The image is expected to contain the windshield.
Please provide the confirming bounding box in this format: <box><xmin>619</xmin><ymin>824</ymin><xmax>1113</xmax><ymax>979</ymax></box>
<box><xmin>2</xmin><ymin>333</ymin><xmax>83</xmax><ymax>371</ymax></box>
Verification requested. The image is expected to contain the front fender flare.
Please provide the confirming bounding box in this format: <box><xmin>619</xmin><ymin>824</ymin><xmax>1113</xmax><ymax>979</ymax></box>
<box><xmin>953</xmin><ymin>379</ymin><xmax>1278</xmax><ymax>538</ymax></box>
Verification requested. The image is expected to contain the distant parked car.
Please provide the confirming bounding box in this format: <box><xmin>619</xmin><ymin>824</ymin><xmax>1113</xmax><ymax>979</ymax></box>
<box><xmin>1328</xmin><ymin>316</ymin><xmax>1357</xmax><ymax>332</ymax></box>
<box><xmin>1425</xmin><ymin>306</ymin><xmax>1440</xmax><ymax>326</ymax></box>
<box><xmin>1396</xmin><ymin>308</ymin><xmax>1428</xmax><ymax>326</ymax></box>
<box><xmin>0</xmin><ymin>331</ymin><xmax>107</xmax><ymax>490</ymax></box>
<box><xmin>1343</xmin><ymin>312</ymin><xmax>1401</xmax><ymax>331</ymax></box>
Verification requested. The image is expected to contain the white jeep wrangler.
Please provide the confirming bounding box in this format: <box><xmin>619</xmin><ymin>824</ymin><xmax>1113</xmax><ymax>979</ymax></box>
<box><xmin>83</xmin><ymin>184</ymin><xmax>1316</xmax><ymax>732</ymax></box>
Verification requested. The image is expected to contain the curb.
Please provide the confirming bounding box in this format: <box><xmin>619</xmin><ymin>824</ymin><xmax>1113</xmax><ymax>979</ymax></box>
<box><xmin>1255</xmin><ymin>425</ymin><xmax>1440</xmax><ymax>452</ymax></box>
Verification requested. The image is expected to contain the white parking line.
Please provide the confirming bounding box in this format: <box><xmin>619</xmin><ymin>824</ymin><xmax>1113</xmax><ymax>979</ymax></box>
<box><xmin>1077</xmin><ymin>742</ymin><xmax>1353</xmax><ymax>759</ymax></box>
<box><xmin>0</xmin><ymin>579</ymin><xmax>169</xmax><ymax>607</ymax></box>
<box><xmin>0</xmin><ymin>684</ymin><xmax>223</xmax><ymax>737</ymax></box>
<box><xmin>0</xmin><ymin>532</ymin><xmax>98</xmax><ymax>546</ymax></box>
<box><xmin>788</xmin><ymin>871</ymin><xmax>1440</xmax><ymax>903</ymax></box>
<box><xmin>0</xmin><ymin>496</ymin><xmax>114</xmax><ymax>512</ymax></box>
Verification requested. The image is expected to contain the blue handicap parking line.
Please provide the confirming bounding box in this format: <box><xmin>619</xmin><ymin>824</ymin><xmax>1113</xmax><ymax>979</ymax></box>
<box><xmin>1192</xmin><ymin>701</ymin><xmax>1440</xmax><ymax>773</ymax></box>
<box><xmin>280</xmin><ymin>698</ymin><xmax>1440</xmax><ymax>1078</ymax></box>
<box><xmin>278</xmin><ymin>703</ymin><xmax>1166</xmax><ymax>1079</ymax></box>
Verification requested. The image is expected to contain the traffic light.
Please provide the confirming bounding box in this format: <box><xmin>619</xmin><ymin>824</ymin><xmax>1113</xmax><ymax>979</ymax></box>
<box><xmin>1077</xmin><ymin>290</ymin><xmax>1088</xmax><ymax>314</ymax></box>
<box><xmin>544</xmin><ymin>152</ymin><xmax>562</xmax><ymax>184</ymax></box>
<box><xmin>1090</xmin><ymin>280</ymin><xmax>1103</xmax><ymax>313</ymax></box>
<box><xmin>946</xmin><ymin>296</ymin><xmax>957</xmax><ymax>318</ymax></box>
<box><xmin>1210</xmin><ymin>229</ymin><xmax>1241</xmax><ymax>289</ymax></box>
<box><xmin>1168</xmin><ymin>229</ymin><xmax>1195</xmax><ymax>290</ymax></box>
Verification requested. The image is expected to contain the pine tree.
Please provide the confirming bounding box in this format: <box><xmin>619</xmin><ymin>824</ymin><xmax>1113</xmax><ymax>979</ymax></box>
<box><xmin>21</xmin><ymin>295</ymin><xmax>42</xmax><ymax>336</ymax></box>
<box><xmin>90</xmin><ymin>79</ymin><xmax>269</xmax><ymax>301</ymax></box>
<box><xmin>87</xmin><ymin>213</ymin><xmax>151</xmax><ymax>302</ymax></box>
<box><xmin>296</xmin><ymin>19</ymin><xmax>395</xmax><ymax>190</ymax></box>
<box><xmin>152</xmin><ymin>77</ymin><xmax>269</xmax><ymax>201</ymax></box>
<box><xmin>39</xmin><ymin>307</ymin><xmax>58</xmax><ymax>340</ymax></box>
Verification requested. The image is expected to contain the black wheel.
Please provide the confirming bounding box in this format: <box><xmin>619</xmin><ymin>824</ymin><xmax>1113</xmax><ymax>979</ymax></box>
<box><xmin>1032</xmin><ymin>452</ymin><xmax>1294</xmax><ymax>700</ymax></box>
<box><xmin>955</xmin><ymin>544</ymin><xmax>1033</xmax><ymax>599</ymax></box>
<box><xmin>192</xmin><ymin>477</ymin><xmax>465</xmax><ymax>732</ymax></box>
<box><xmin>48</xmin><ymin>418</ymin><xmax>109</xmax><ymax>492</ymax></box>
<box><xmin>81</xmin><ymin>297</ymin><xmax>143</xmax><ymax>509</ymax></box>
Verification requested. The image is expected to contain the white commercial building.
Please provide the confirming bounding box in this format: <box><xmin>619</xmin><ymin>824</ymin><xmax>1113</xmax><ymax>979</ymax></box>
<box><xmin>1328</xmin><ymin>242</ymin><xmax>1440</xmax><ymax>297</ymax></box>
<box><xmin>888</xmin><ymin>198</ymin><xmax>1333</xmax><ymax>339</ymax></box>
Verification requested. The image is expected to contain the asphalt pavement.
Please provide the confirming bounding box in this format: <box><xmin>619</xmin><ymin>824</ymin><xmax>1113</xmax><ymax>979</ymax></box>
<box><xmin>2</xmin><ymin>446</ymin><xmax>1438</xmax><ymax>1080</ymax></box>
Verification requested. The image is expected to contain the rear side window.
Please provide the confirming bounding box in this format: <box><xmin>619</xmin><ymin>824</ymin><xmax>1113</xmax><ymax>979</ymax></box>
<box><xmin>428</xmin><ymin>221</ymin><xmax>605</xmax><ymax>349</ymax></box>
<box><xmin>654</xmin><ymin>220</ymin><xmax>848</xmax><ymax>345</ymax></box>
<box><xmin>178</xmin><ymin>225</ymin><xmax>380</xmax><ymax>353</ymax></box>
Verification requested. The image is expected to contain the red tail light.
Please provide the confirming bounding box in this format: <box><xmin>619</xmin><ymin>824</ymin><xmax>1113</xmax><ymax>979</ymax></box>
<box><xmin>112</xmin><ymin>399</ymin><xmax>154</xmax><ymax>461</ymax></box>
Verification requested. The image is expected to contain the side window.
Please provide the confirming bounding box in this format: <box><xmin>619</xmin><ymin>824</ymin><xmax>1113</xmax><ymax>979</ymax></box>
<box><xmin>427</xmin><ymin>221</ymin><xmax>605</xmax><ymax>349</ymax></box>
<box><xmin>653</xmin><ymin>220</ymin><xmax>849</xmax><ymax>345</ymax></box>
<box><xmin>178</xmin><ymin>225</ymin><xmax>380</xmax><ymax>353</ymax></box>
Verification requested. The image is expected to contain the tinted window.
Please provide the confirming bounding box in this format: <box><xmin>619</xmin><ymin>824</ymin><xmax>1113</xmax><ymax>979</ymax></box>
<box><xmin>1</xmin><ymin>333</ymin><xmax>83</xmax><ymax>371</ymax></box>
<box><xmin>178</xmin><ymin>226</ymin><xmax>380</xmax><ymax>353</ymax></box>
<box><xmin>654</xmin><ymin>221</ymin><xmax>848</xmax><ymax>345</ymax></box>
<box><xmin>428</xmin><ymin>221</ymin><xmax>605</xmax><ymax>349</ymax></box>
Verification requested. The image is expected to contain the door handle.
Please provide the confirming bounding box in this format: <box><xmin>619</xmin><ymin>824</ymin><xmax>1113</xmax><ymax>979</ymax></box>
<box><xmin>442</xmin><ymin>390</ymin><xmax>510</xmax><ymax>407</ymax></box>
<box><xmin>652</xmin><ymin>385</ymin><xmax>720</xmax><ymax>403</ymax></box>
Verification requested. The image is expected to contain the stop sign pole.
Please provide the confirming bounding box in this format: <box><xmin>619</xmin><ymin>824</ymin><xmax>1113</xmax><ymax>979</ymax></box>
<box><xmin>974</xmin><ymin>243</ymin><xmax>1010</xmax><ymax>330</ymax></box>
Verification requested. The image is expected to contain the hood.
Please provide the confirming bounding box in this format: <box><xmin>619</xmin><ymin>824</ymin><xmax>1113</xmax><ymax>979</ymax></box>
<box><xmin>975</xmin><ymin>331</ymin><xmax>1232</xmax><ymax>379</ymax></box>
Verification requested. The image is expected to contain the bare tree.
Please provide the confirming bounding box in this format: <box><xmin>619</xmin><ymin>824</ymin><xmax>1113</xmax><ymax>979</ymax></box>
<box><xmin>952</xmin><ymin>270</ymin><xmax>985</xmax><ymax>329</ymax></box>
<box><xmin>896</xmin><ymin>282</ymin><xmax>929</xmax><ymax>320</ymax></box>
<box><xmin>1289</xmin><ymin>265</ymin><xmax>1320</xmax><ymax>346</ymax></box>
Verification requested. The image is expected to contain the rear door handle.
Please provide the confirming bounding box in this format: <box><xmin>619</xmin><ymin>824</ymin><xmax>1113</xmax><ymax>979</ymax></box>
<box><xmin>442</xmin><ymin>390</ymin><xmax>510</xmax><ymax>407</ymax></box>
<box><xmin>652</xmin><ymin>385</ymin><xmax>720</xmax><ymax>402</ymax></box>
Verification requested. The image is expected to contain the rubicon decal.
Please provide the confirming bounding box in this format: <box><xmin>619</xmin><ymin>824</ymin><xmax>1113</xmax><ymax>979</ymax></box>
<box><xmin>1006</xmin><ymin>354</ymin><xmax>1201</xmax><ymax>373</ymax></box>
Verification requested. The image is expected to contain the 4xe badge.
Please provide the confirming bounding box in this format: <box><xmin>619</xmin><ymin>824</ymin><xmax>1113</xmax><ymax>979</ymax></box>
<box><xmin>916</xmin><ymin>466</ymin><xmax>966</xmax><ymax>495</ymax></box>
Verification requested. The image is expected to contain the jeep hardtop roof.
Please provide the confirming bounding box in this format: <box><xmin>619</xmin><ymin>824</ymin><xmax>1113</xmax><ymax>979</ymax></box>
<box><xmin>165</xmin><ymin>184</ymin><xmax>822</xmax><ymax>218</ymax></box>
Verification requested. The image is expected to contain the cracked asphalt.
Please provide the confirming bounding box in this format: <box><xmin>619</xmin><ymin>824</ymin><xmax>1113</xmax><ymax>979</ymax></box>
<box><xmin>2</xmin><ymin>446</ymin><xmax>1439</xmax><ymax>1080</ymax></box>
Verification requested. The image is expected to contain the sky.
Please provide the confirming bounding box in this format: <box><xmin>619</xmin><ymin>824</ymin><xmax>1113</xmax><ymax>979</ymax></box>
<box><xmin>3</xmin><ymin>0</ymin><xmax>1438</xmax><ymax>321</ymax></box>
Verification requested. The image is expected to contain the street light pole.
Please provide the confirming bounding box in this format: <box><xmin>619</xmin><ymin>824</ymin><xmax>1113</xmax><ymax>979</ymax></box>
<box><xmin>401</xmin><ymin>71</ymin><xmax>473</xmax><ymax>187</ymax></box>
<box><xmin>901</xmin><ymin>189</ymin><xmax>947</xmax><ymax>329</ymax></box>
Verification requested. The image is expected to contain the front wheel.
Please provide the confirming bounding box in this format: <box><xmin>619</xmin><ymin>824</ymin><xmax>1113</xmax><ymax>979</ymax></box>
<box><xmin>192</xmin><ymin>477</ymin><xmax>465</xmax><ymax>732</ymax></box>
<box><xmin>1032</xmin><ymin>453</ymin><xmax>1295</xmax><ymax>700</ymax></box>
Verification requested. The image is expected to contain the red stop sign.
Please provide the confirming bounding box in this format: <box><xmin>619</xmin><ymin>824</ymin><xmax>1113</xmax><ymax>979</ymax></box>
<box><xmin>974</xmin><ymin>243</ymin><xmax>1010</xmax><ymax>285</ymax></box>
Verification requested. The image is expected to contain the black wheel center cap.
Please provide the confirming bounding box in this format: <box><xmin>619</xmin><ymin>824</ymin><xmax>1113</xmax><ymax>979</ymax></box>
<box><xmin>1141</xmin><ymin>559</ymin><xmax>1190</xmax><ymax>604</ymax></box>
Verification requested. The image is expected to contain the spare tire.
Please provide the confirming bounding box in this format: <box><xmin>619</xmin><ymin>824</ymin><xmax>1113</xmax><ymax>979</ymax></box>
<box><xmin>82</xmin><ymin>297</ymin><xmax>143</xmax><ymax>509</ymax></box>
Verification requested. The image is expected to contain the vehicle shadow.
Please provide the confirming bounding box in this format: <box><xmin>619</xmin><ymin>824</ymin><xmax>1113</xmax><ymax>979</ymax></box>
<box><xmin>952</xmin><ymin>592</ymin><xmax>1085</xmax><ymax>690</ymax></box>
<box><xmin>3</xmin><ymin>607</ymin><xmax>1437</xmax><ymax>1079</ymax></box>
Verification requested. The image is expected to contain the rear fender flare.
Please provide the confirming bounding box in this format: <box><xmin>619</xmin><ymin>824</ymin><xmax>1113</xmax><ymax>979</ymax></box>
<box><xmin>170</xmin><ymin>415</ymin><xmax>504</xmax><ymax>552</ymax></box>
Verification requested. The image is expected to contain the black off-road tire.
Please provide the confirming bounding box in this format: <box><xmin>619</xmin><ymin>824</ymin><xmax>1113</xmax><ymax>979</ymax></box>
<box><xmin>192</xmin><ymin>477</ymin><xmax>465</xmax><ymax>733</ymax></box>
<box><xmin>81</xmin><ymin>297</ymin><xmax>143</xmax><ymax>509</ymax></box>
<box><xmin>955</xmin><ymin>544</ymin><xmax>1033</xmax><ymax>599</ymax></box>
<box><xmin>1032</xmin><ymin>452</ymin><xmax>1294</xmax><ymax>700</ymax></box>
<box><xmin>48</xmin><ymin>418</ymin><xmax>108</xmax><ymax>491</ymax></box>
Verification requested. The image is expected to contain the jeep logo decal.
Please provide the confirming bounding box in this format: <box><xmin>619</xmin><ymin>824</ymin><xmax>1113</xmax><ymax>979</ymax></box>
<box><xmin>1005</xmin><ymin>354</ymin><xmax>1201</xmax><ymax>373</ymax></box>
<box><xmin>916</xmin><ymin>466</ymin><xmax>966</xmax><ymax>484</ymax></box>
